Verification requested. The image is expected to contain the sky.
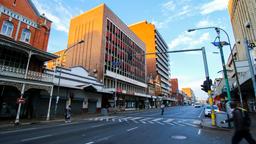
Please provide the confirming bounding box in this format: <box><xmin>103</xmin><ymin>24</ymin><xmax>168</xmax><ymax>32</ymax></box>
<box><xmin>32</xmin><ymin>0</ymin><xmax>234</xmax><ymax>100</ymax></box>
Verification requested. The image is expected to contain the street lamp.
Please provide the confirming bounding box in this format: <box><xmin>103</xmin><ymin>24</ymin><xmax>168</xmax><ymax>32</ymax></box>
<box><xmin>188</xmin><ymin>27</ymin><xmax>243</xmax><ymax>109</ymax></box>
<box><xmin>56</xmin><ymin>40</ymin><xmax>84</xmax><ymax>115</ymax></box>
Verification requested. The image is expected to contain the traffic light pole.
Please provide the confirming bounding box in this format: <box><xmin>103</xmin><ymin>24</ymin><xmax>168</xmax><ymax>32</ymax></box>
<box><xmin>146</xmin><ymin>47</ymin><xmax>215</xmax><ymax>125</ymax></box>
<box><xmin>202</xmin><ymin>47</ymin><xmax>215</xmax><ymax>126</ymax></box>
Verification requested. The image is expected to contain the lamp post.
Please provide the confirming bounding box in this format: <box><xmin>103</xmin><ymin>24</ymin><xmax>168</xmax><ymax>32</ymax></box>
<box><xmin>188</xmin><ymin>27</ymin><xmax>243</xmax><ymax>106</ymax></box>
<box><xmin>56</xmin><ymin>40</ymin><xmax>84</xmax><ymax>114</ymax></box>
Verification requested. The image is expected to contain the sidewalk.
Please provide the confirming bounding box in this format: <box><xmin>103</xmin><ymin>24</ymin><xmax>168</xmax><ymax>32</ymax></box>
<box><xmin>200</xmin><ymin>113</ymin><xmax>256</xmax><ymax>131</ymax></box>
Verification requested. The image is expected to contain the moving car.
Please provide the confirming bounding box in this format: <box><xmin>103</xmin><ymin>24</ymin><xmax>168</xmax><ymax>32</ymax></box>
<box><xmin>194</xmin><ymin>102</ymin><xmax>201</xmax><ymax>108</ymax></box>
<box><xmin>204</xmin><ymin>105</ymin><xmax>219</xmax><ymax>116</ymax></box>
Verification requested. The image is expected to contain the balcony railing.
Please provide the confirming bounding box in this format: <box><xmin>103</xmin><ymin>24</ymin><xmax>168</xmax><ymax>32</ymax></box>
<box><xmin>0</xmin><ymin>64</ymin><xmax>53</xmax><ymax>83</ymax></box>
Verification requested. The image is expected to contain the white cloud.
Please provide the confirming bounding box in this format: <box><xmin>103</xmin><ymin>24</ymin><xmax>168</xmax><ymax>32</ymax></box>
<box><xmin>162</xmin><ymin>1</ymin><xmax>176</xmax><ymax>11</ymax></box>
<box><xmin>168</xmin><ymin>32</ymin><xmax>210</xmax><ymax>50</ymax></box>
<box><xmin>32</xmin><ymin>0</ymin><xmax>80</xmax><ymax>33</ymax></box>
<box><xmin>201</xmin><ymin>0</ymin><xmax>229</xmax><ymax>15</ymax></box>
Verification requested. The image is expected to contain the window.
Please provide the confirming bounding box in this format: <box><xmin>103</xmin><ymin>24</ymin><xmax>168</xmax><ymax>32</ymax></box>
<box><xmin>20</xmin><ymin>29</ymin><xmax>31</xmax><ymax>43</ymax></box>
<box><xmin>1</xmin><ymin>21</ymin><xmax>14</xmax><ymax>37</ymax></box>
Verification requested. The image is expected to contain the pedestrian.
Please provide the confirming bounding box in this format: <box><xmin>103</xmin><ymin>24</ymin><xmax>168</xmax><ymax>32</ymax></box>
<box><xmin>65</xmin><ymin>105</ymin><xmax>72</xmax><ymax>123</ymax></box>
<box><xmin>161</xmin><ymin>103</ymin><xmax>165</xmax><ymax>115</ymax></box>
<box><xmin>221</xmin><ymin>101</ymin><xmax>256</xmax><ymax>144</ymax></box>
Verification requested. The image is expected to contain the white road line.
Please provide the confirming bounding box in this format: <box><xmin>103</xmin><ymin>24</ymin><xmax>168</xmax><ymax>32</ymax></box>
<box><xmin>140</xmin><ymin>120</ymin><xmax>146</xmax><ymax>124</ymax></box>
<box><xmin>131</xmin><ymin>117</ymin><xmax>142</xmax><ymax>120</ymax></box>
<box><xmin>199</xmin><ymin>109</ymin><xmax>204</xmax><ymax>118</ymax></box>
<box><xmin>112</xmin><ymin>118</ymin><xmax>115</xmax><ymax>122</ymax></box>
<box><xmin>185</xmin><ymin>123</ymin><xmax>199</xmax><ymax>127</ymax></box>
<box><xmin>163</xmin><ymin>118</ymin><xmax>174</xmax><ymax>123</ymax></box>
<box><xmin>148</xmin><ymin>121</ymin><xmax>154</xmax><ymax>124</ymax></box>
<box><xmin>0</xmin><ymin>127</ymin><xmax>37</xmax><ymax>134</ymax></box>
<box><xmin>127</xmin><ymin>127</ymin><xmax>138</xmax><ymax>132</ymax></box>
<box><xmin>90</xmin><ymin>124</ymin><xmax>105</xmax><ymax>128</ymax></box>
<box><xmin>198</xmin><ymin>129</ymin><xmax>201</xmax><ymax>135</ymax></box>
<box><xmin>21</xmin><ymin>134</ymin><xmax>53</xmax><ymax>142</ymax></box>
<box><xmin>152</xmin><ymin>118</ymin><xmax>163</xmax><ymax>122</ymax></box>
<box><xmin>119</xmin><ymin>119</ymin><xmax>122</xmax><ymax>122</ymax></box>
<box><xmin>85</xmin><ymin>141</ymin><xmax>94</xmax><ymax>144</ymax></box>
<box><xmin>156</xmin><ymin>122</ymin><xmax>165</xmax><ymax>125</ymax></box>
<box><xmin>167</xmin><ymin>123</ymin><xmax>174</xmax><ymax>126</ymax></box>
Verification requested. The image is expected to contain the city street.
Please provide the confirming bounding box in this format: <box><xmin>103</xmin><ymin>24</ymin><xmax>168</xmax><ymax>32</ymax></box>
<box><xmin>0</xmin><ymin>106</ymin><xmax>247</xmax><ymax>144</ymax></box>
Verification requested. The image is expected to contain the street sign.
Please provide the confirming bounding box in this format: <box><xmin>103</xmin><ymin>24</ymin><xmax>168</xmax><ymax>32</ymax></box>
<box><xmin>17</xmin><ymin>98</ymin><xmax>25</xmax><ymax>104</ymax></box>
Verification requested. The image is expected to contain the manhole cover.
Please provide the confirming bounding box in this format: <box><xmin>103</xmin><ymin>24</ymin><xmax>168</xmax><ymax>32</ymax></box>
<box><xmin>171</xmin><ymin>135</ymin><xmax>187</xmax><ymax>140</ymax></box>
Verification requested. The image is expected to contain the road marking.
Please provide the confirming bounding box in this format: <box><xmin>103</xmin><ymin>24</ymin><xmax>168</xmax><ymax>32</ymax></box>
<box><xmin>119</xmin><ymin>119</ymin><xmax>122</xmax><ymax>122</ymax></box>
<box><xmin>199</xmin><ymin>109</ymin><xmax>204</xmax><ymax>118</ymax></box>
<box><xmin>85</xmin><ymin>142</ymin><xmax>94</xmax><ymax>144</ymax></box>
<box><xmin>112</xmin><ymin>118</ymin><xmax>115</xmax><ymax>122</ymax></box>
<box><xmin>198</xmin><ymin>129</ymin><xmax>201</xmax><ymax>135</ymax></box>
<box><xmin>0</xmin><ymin>127</ymin><xmax>37</xmax><ymax>134</ymax></box>
<box><xmin>90</xmin><ymin>124</ymin><xmax>105</xmax><ymax>128</ymax></box>
<box><xmin>127</xmin><ymin>127</ymin><xmax>138</xmax><ymax>132</ymax></box>
<box><xmin>140</xmin><ymin>120</ymin><xmax>146</xmax><ymax>124</ymax></box>
<box><xmin>21</xmin><ymin>134</ymin><xmax>53</xmax><ymax>142</ymax></box>
<box><xmin>152</xmin><ymin>118</ymin><xmax>163</xmax><ymax>122</ymax></box>
<box><xmin>131</xmin><ymin>117</ymin><xmax>142</xmax><ymax>120</ymax></box>
<box><xmin>163</xmin><ymin>118</ymin><xmax>174</xmax><ymax>123</ymax></box>
<box><xmin>156</xmin><ymin>122</ymin><xmax>165</xmax><ymax>125</ymax></box>
<box><xmin>167</xmin><ymin>122</ymin><xmax>174</xmax><ymax>126</ymax></box>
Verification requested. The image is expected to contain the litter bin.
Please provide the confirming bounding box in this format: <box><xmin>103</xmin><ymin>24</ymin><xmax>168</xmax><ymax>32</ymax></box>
<box><xmin>101</xmin><ymin>108</ymin><xmax>108</xmax><ymax>116</ymax></box>
<box><xmin>215</xmin><ymin>111</ymin><xmax>230</xmax><ymax>128</ymax></box>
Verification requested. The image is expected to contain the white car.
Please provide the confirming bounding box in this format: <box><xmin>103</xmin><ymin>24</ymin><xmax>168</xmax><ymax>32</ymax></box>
<box><xmin>194</xmin><ymin>102</ymin><xmax>201</xmax><ymax>108</ymax></box>
<box><xmin>204</xmin><ymin>105</ymin><xmax>219</xmax><ymax>116</ymax></box>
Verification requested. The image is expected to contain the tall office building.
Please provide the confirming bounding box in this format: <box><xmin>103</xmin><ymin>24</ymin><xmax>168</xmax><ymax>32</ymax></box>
<box><xmin>129</xmin><ymin>21</ymin><xmax>170</xmax><ymax>97</ymax></box>
<box><xmin>66</xmin><ymin>4</ymin><xmax>148</xmax><ymax>109</ymax></box>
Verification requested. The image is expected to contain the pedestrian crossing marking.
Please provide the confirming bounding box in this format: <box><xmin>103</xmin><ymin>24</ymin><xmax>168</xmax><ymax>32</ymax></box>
<box><xmin>86</xmin><ymin>116</ymin><xmax>200</xmax><ymax>127</ymax></box>
<box><xmin>163</xmin><ymin>119</ymin><xmax>174</xmax><ymax>123</ymax></box>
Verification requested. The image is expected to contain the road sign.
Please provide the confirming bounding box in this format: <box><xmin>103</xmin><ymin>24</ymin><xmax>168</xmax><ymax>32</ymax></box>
<box><xmin>17</xmin><ymin>98</ymin><xmax>25</xmax><ymax>104</ymax></box>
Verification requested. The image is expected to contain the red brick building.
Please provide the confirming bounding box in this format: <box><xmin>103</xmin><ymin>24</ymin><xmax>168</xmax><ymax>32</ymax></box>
<box><xmin>0</xmin><ymin>0</ymin><xmax>57</xmax><ymax>121</ymax></box>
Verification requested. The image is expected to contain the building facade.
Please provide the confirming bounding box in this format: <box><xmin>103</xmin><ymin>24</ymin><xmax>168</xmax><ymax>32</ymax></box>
<box><xmin>129</xmin><ymin>21</ymin><xmax>170</xmax><ymax>97</ymax></box>
<box><xmin>65</xmin><ymin>4</ymin><xmax>148</xmax><ymax>110</ymax></box>
<box><xmin>228</xmin><ymin>0</ymin><xmax>256</xmax><ymax>61</ymax></box>
<box><xmin>181</xmin><ymin>88</ymin><xmax>194</xmax><ymax>104</ymax></box>
<box><xmin>0</xmin><ymin>0</ymin><xmax>57</xmax><ymax>120</ymax></box>
<box><xmin>228</xmin><ymin>0</ymin><xmax>256</xmax><ymax>112</ymax></box>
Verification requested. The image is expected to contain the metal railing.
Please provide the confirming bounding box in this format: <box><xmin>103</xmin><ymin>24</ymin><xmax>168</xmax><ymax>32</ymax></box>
<box><xmin>0</xmin><ymin>64</ymin><xmax>53</xmax><ymax>83</ymax></box>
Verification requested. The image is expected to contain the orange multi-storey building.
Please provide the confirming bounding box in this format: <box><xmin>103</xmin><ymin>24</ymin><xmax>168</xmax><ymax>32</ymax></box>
<box><xmin>129</xmin><ymin>21</ymin><xmax>170</xmax><ymax>97</ymax></box>
<box><xmin>0</xmin><ymin>0</ymin><xmax>57</xmax><ymax>120</ymax></box>
<box><xmin>64</xmin><ymin>4</ymin><xmax>148</xmax><ymax>109</ymax></box>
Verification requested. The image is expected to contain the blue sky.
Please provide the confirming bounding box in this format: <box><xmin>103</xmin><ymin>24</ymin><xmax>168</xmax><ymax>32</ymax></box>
<box><xmin>32</xmin><ymin>0</ymin><xmax>233</xmax><ymax>100</ymax></box>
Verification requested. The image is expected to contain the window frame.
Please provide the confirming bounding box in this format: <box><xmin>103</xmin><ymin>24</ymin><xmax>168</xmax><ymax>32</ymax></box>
<box><xmin>20</xmin><ymin>28</ymin><xmax>31</xmax><ymax>43</ymax></box>
<box><xmin>1</xmin><ymin>20</ymin><xmax>14</xmax><ymax>37</ymax></box>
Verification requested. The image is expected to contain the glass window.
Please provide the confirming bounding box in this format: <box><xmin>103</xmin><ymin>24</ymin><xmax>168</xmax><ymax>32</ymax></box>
<box><xmin>1</xmin><ymin>21</ymin><xmax>14</xmax><ymax>37</ymax></box>
<box><xmin>20</xmin><ymin>29</ymin><xmax>31</xmax><ymax>43</ymax></box>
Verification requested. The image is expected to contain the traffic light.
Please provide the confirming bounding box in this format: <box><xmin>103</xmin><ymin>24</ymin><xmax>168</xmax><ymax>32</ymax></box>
<box><xmin>201</xmin><ymin>79</ymin><xmax>212</xmax><ymax>92</ymax></box>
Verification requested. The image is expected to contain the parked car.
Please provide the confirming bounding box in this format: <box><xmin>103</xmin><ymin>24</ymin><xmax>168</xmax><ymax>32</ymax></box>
<box><xmin>194</xmin><ymin>102</ymin><xmax>201</xmax><ymax>108</ymax></box>
<box><xmin>204</xmin><ymin>105</ymin><xmax>219</xmax><ymax>116</ymax></box>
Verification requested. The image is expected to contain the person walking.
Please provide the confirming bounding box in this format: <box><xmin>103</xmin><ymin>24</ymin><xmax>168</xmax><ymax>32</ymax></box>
<box><xmin>221</xmin><ymin>101</ymin><xmax>256</xmax><ymax>144</ymax></box>
<box><xmin>65</xmin><ymin>105</ymin><xmax>72</xmax><ymax>123</ymax></box>
<box><xmin>161</xmin><ymin>103</ymin><xmax>165</xmax><ymax>115</ymax></box>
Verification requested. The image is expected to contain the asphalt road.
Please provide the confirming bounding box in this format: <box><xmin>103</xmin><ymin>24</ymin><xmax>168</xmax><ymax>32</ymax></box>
<box><xmin>0</xmin><ymin>106</ymin><xmax>249</xmax><ymax>144</ymax></box>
